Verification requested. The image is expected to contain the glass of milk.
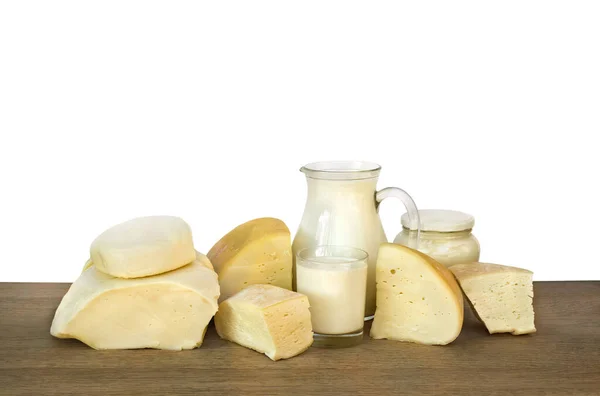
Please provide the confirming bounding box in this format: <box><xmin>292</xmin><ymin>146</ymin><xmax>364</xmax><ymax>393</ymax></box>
<box><xmin>296</xmin><ymin>245</ymin><xmax>368</xmax><ymax>348</ymax></box>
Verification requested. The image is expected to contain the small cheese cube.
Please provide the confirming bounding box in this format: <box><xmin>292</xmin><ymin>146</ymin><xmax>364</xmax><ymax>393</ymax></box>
<box><xmin>90</xmin><ymin>216</ymin><xmax>196</xmax><ymax>278</ymax></box>
<box><xmin>215</xmin><ymin>284</ymin><xmax>313</xmax><ymax>361</ymax></box>
<box><xmin>370</xmin><ymin>243</ymin><xmax>464</xmax><ymax>345</ymax></box>
<box><xmin>51</xmin><ymin>259</ymin><xmax>220</xmax><ymax>350</ymax></box>
<box><xmin>208</xmin><ymin>218</ymin><xmax>292</xmax><ymax>302</ymax></box>
<box><xmin>449</xmin><ymin>262</ymin><xmax>536</xmax><ymax>335</ymax></box>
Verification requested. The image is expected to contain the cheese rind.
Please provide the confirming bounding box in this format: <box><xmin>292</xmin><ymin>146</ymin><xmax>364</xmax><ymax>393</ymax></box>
<box><xmin>90</xmin><ymin>216</ymin><xmax>196</xmax><ymax>278</ymax></box>
<box><xmin>208</xmin><ymin>218</ymin><xmax>292</xmax><ymax>302</ymax></box>
<box><xmin>51</xmin><ymin>261</ymin><xmax>220</xmax><ymax>350</ymax></box>
<box><xmin>449</xmin><ymin>262</ymin><xmax>536</xmax><ymax>335</ymax></box>
<box><xmin>370</xmin><ymin>243</ymin><xmax>464</xmax><ymax>345</ymax></box>
<box><xmin>214</xmin><ymin>284</ymin><xmax>313</xmax><ymax>361</ymax></box>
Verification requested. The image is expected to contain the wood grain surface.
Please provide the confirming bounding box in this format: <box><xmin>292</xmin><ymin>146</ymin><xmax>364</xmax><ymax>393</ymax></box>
<box><xmin>0</xmin><ymin>282</ymin><xmax>599</xmax><ymax>396</ymax></box>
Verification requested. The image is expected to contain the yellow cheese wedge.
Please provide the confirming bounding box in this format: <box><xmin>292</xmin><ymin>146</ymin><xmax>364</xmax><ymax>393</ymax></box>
<box><xmin>214</xmin><ymin>284</ymin><xmax>313</xmax><ymax>361</ymax></box>
<box><xmin>449</xmin><ymin>262</ymin><xmax>536</xmax><ymax>335</ymax></box>
<box><xmin>208</xmin><ymin>218</ymin><xmax>292</xmax><ymax>302</ymax></box>
<box><xmin>51</xmin><ymin>261</ymin><xmax>220</xmax><ymax>350</ymax></box>
<box><xmin>90</xmin><ymin>216</ymin><xmax>196</xmax><ymax>278</ymax></box>
<box><xmin>370</xmin><ymin>243</ymin><xmax>463</xmax><ymax>345</ymax></box>
<box><xmin>82</xmin><ymin>251</ymin><xmax>213</xmax><ymax>273</ymax></box>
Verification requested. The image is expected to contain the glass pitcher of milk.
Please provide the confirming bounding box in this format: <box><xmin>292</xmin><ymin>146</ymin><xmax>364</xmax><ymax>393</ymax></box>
<box><xmin>292</xmin><ymin>161</ymin><xmax>421</xmax><ymax>319</ymax></box>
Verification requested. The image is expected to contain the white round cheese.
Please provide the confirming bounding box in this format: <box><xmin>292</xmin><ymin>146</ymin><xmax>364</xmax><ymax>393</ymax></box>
<box><xmin>90</xmin><ymin>216</ymin><xmax>196</xmax><ymax>278</ymax></box>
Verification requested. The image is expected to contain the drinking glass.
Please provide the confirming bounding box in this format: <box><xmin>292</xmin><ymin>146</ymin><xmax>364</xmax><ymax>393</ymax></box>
<box><xmin>296</xmin><ymin>245</ymin><xmax>368</xmax><ymax>348</ymax></box>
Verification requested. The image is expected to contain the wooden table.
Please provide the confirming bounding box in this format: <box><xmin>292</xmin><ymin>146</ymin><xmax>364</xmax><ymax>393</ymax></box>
<box><xmin>0</xmin><ymin>282</ymin><xmax>599</xmax><ymax>395</ymax></box>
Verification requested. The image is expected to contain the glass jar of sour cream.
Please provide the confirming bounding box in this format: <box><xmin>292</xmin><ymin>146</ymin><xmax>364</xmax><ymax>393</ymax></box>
<box><xmin>394</xmin><ymin>210</ymin><xmax>480</xmax><ymax>268</ymax></box>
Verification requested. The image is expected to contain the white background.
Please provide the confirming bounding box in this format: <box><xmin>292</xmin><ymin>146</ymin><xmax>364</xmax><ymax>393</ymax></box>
<box><xmin>1</xmin><ymin>1</ymin><xmax>599</xmax><ymax>282</ymax></box>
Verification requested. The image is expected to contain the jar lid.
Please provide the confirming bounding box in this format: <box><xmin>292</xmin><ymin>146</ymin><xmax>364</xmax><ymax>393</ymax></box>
<box><xmin>401</xmin><ymin>209</ymin><xmax>475</xmax><ymax>232</ymax></box>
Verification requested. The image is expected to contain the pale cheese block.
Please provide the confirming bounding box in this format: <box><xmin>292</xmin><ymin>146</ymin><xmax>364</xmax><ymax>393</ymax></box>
<box><xmin>370</xmin><ymin>243</ymin><xmax>464</xmax><ymax>345</ymax></box>
<box><xmin>51</xmin><ymin>260</ymin><xmax>220</xmax><ymax>350</ymax></box>
<box><xmin>449</xmin><ymin>262</ymin><xmax>536</xmax><ymax>335</ymax></box>
<box><xmin>82</xmin><ymin>251</ymin><xmax>213</xmax><ymax>273</ymax></box>
<box><xmin>208</xmin><ymin>218</ymin><xmax>292</xmax><ymax>302</ymax></box>
<box><xmin>82</xmin><ymin>258</ymin><xmax>93</xmax><ymax>272</ymax></box>
<box><xmin>90</xmin><ymin>216</ymin><xmax>196</xmax><ymax>278</ymax></box>
<box><xmin>195</xmin><ymin>251</ymin><xmax>214</xmax><ymax>271</ymax></box>
<box><xmin>214</xmin><ymin>284</ymin><xmax>313</xmax><ymax>361</ymax></box>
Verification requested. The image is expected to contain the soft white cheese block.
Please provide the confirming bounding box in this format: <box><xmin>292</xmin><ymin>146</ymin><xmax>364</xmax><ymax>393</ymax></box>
<box><xmin>208</xmin><ymin>218</ymin><xmax>293</xmax><ymax>302</ymax></box>
<box><xmin>214</xmin><ymin>284</ymin><xmax>313</xmax><ymax>361</ymax></box>
<box><xmin>81</xmin><ymin>250</ymin><xmax>212</xmax><ymax>273</ymax></box>
<box><xmin>449</xmin><ymin>262</ymin><xmax>536</xmax><ymax>335</ymax></box>
<box><xmin>370</xmin><ymin>243</ymin><xmax>464</xmax><ymax>345</ymax></box>
<box><xmin>194</xmin><ymin>251</ymin><xmax>214</xmax><ymax>271</ymax></box>
<box><xmin>90</xmin><ymin>216</ymin><xmax>196</xmax><ymax>278</ymax></box>
<box><xmin>51</xmin><ymin>260</ymin><xmax>220</xmax><ymax>350</ymax></box>
<box><xmin>82</xmin><ymin>258</ymin><xmax>93</xmax><ymax>272</ymax></box>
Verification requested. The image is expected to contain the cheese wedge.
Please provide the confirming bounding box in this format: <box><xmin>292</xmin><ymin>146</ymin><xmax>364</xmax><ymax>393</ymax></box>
<box><xmin>82</xmin><ymin>251</ymin><xmax>213</xmax><ymax>273</ymax></box>
<box><xmin>215</xmin><ymin>284</ymin><xmax>313</xmax><ymax>361</ymax></box>
<box><xmin>208</xmin><ymin>218</ymin><xmax>292</xmax><ymax>302</ymax></box>
<box><xmin>449</xmin><ymin>262</ymin><xmax>536</xmax><ymax>335</ymax></box>
<box><xmin>90</xmin><ymin>216</ymin><xmax>196</xmax><ymax>278</ymax></box>
<box><xmin>370</xmin><ymin>243</ymin><xmax>463</xmax><ymax>345</ymax></box>
<box><xmin>51</xmin><ymin>260</ymin><xmax>220</xmax><ymax>350</ymax></box>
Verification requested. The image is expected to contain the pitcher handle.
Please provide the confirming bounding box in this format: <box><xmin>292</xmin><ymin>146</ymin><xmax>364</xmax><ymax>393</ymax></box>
<box><xmin>375</xmin><ymin>187</ymin><xmax>421</xmax><ymax>249</ymax></box>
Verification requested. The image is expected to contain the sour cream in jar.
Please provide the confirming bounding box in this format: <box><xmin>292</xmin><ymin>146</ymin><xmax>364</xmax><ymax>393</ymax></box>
<box><xmin>394</xmin><ymin>210</ymin><xmax>480</xmax><ymax>267</ymax></box>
